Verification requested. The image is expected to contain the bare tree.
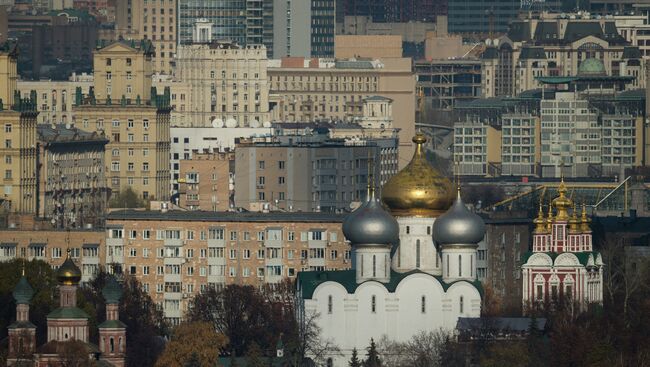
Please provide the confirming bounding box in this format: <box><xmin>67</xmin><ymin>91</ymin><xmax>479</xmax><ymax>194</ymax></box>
<box><xmin>376</xmin><ymin>329</ymin><xmax>451</xmax><ymax>367</ymax></box>
<box><xmin>296</xmin><ymin>309</ymin><xmax>340</xmax><ymax>366</ymax></box>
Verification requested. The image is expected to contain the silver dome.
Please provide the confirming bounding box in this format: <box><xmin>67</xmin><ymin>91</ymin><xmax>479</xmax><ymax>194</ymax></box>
<box><xmin>433</xmin><ymin>193</ymin><xmax>485</xmax><ymax>246</ymax></box>
<box><xmin>343</xmin><ymin>190</ymin><xmax>399</xmax><ymax>246</ymax></box>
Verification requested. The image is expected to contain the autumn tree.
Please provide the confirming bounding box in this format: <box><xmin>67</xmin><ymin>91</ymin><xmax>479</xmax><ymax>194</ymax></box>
<box><xmin>155</xmin><ymin>321</ymin><xmax>227</xmax><ymax>367</ymax></box>
<box><xmin>245</xmin><ymin>342</ymin><xmax>265</xmax><ymax>367</ymax></box>
<box><xmin>58</xmin><ymin>340</ymin><xmax>95</xmax><ymax>367</ymax></box>
<box><xmin>295</xmin><ymin>310</ymin><xmax>340</xmax><ymax>366</ymax></box>
<box><xmin>479</xmin><ymin>341</ymin><xmax>529</xmax><ymax>367</ymax></box>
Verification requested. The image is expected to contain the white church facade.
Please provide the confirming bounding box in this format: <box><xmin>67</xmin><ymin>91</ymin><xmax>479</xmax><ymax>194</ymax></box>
<box><xmin>296</xmin><ymin>133</ymin><xmax>485</xmax><ymax>366</ymax></box>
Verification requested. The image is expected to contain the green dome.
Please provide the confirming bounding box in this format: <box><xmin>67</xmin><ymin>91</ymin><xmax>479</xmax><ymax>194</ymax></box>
<box><xmin>578</xmin><ymin>58</ymin><xmax>606</xmax><ymax>76</ymax></box>
<box><xmin>13</xmin><ymin>276</ymin><xmax>34</xmax><ymax>304</ymax></box>
<box><xmin>102</xmin><ymin>276</ymin><xmax>123</xmax><ymax>304</ymax></box>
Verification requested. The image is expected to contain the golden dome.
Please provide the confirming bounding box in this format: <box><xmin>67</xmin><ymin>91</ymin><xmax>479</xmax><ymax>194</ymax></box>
<box><xmin>56</xmin><ymin>249</ymin><xmax>82</xmax><ymax>286</ymax></box>
<box><xmin>381</xmin><ymin>132</ymin><xmax>454</xmax><ymax>217</ymax></box>
<box><xmin>568</xmin><ymin>205</ymin><xmax>581</xmax><ymax>233</ymax></box>
<box><xmin>546</xmin><ymin>202</ymin><xmax>554</xmax><ymax>231</ymax></box>
<box><xmin>552</xmin><ymin>178</ymin><xmax>572</xmax><ymax>221</ymax></box>
<box><xmin>580</xmin><ymin>203</ymin><xmax>592</xmax><ymax>232</ymax></box>
<box><xmin>533</xmin><ymin>202</ymin><xmax>547</xmax><ymax>233</ymax></box>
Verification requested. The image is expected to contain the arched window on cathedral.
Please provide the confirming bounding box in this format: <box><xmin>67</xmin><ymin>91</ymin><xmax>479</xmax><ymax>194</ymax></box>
<box><xmin>406</xmin><ymin>226</ymin><xmax>410</xmax><ymax>234</ymax></box>
<box><xmin>372</xmin><ymin>255</ymin><xmax>376</xmax><ymax>277</ymax></box>
<box><xmin>371</xmin><ymin>295</ymin><xmax>376</xmax><ymax>313</ymax></box>
<box><xmin>421</xmin><ymin>296</ymin><xmax>426</xmax><ymax>313</ymax></box>
<box><xmin>328</xmin><ymin>295</ymin><xmax>333</xmax><ymax>314</ymax></box>
<box><xmin>458</xmin><ymin>255</ymin><xmax>462</xmax><ymax>277</ymax></box>
<box><xmin>470</xmin><ymin>255</ymin><xmax>473</xmax><ymax>278</ymax></box>
<box><xmin>360</xmin><ymin>255</ymin><xmax>364</xmax><ymax>276</ymax></box>
<box><xmin>416</xmin><ymin>240</ymin><xmax>421</xmax><ymax>268</ymax></box>
<box><xmin>327</xmin><ymin>358</ymin><xmax>333</xmax><ymax>367</ymax></box>
<box><xmin>427</xmin><ymin>226</ymin><xmax>431</xmax><ymax>235</ymax></box>
<box><xmin>459</xmin><ymin>296</ymin><xmax>464</xmax><ymax>314</ymax></box>
<box><xmin>110</xmin><ymin>337</ymin><xmax>115</xmax><ymax>353</ymax></box>
<box><xmin>102</xmin><ymin>337</ymin><xmax>106</xmax><ymax>352</ymax></box>
<box><xmin>446</xmin><ymin>255</ymin><xmax>450</xmax><ymax>277</ymax></box>
<box><xmin>119</xmin><ymin>336</ymin><xmax>123</xmax><ymax>352</ymax></box>
<box><xmin>397</xmin><ymin>247</ymin><xmax>401</xmax><ymax>267</ymax></box>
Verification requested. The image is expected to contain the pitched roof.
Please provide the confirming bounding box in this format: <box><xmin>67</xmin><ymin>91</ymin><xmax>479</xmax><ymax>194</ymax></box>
<box><xmin>622</xmin><ymin>46</ymin><xmax>642</xmax><ymax>59</ymax></box>
<box><xmin>297</xmin><ymin>269</ymin><xmax>483</xmax><ymax>299</ymax></box>
<box><xmin>507</xmin><ymin>21</ymin><xmax>531</xmax><ymax>42</ymax></box>
<box><xmin>47</xmin><ymin>307</ymin><xmax>90</xmax><ymax>319</ymax></box>
<box><xmin>519</xmin><ymin>47</ymin><xmax>546</xmax><ymax>60</ymax></box>
<box><xmin>533</xmin><ymin>22</ymin><xmax>559</xmax><ymax>42</ymax></box>
<box><xmin>481</xmin><ymin>47</ymin><xmax>498</xmax><ymax>60</ymax></box>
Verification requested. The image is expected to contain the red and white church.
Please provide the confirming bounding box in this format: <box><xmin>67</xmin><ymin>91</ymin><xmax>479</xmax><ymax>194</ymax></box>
<box><xmin>521</xmin><ymin>179</ymin><xmax>604</xmax><ymax>310</ymax></box>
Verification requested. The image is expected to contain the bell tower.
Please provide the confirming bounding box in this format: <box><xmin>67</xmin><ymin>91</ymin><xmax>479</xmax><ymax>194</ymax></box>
<box><xmin>98</xmin><ymin>277</ymin><xmax>127</xmax><ymax>367</ymax></box>
<box><xmin>8</xmin><ymin>265</ymin><xmax>37</xmax><ymax>364</ymax></box>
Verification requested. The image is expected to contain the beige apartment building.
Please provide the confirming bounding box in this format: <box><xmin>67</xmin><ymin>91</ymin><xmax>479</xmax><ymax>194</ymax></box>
<box><xmin>268</xmin><ymin>57</ymin><xmax>416</xmax><ymax>167</ymax></box>
<box><xmin>0</xmin><ymin>44</ymin><xmax>39</xmax><ymax>214</ymax></box>
<box><xmin>115</xmin><ymin>0</ymin><xmax>177</xmax><ymax>74</ymax></box>
<box><xmin>17</xmin><ymin>73</ymin><xmax>94</xmax><ymax>125</ymax></box>
<box><xmin>178</xmin><ymin>150</ymin><xmax>234</xmax><ymax>211</ymax></box>
<box><xmin>73</xmin><ymin>41</ymin><xmax>171</xmax><ymax>201</ymax></box>
<box><xmin>105</xmin><ymin>210</ymin><xmax>350</xmax><ymax>324</ymax></box>
<box><xmin>0</xmin><ymin>228</ymin><xmax>106</xmax><ymax>283</ymax></box>
<box><xmin>154</xmin><ymin>42</ymin><xmax>270</xmax><ymax>127</ymax></box>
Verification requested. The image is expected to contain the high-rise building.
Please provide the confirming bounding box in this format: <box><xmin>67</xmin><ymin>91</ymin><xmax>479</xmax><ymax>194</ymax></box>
<box><xmin>178</xmin><ymin>150</ymin><xmax>234</xmax><ymax>211</ymax></box>
<box><xmin>0</xmin><ymin>43</ymin><xmax>39</xmax><ymax>214</ymax></box>
<box><xmin>271</xmin><ymin>0</ymin><xmax>335</xmax><ymax>58</ymax></box>
<box><xmin>72</xmin><ymin>40</ymin><xmax>171</xmax><ymax>202</ymax></box>
<box><xmin>336</xmin><ymin>0</ymin><xmax>444</xmax><ymax>23</ymax></box>
<box><xmin>115</xmin><ymin>0</ymin><xmax>177</xmax><ymax>74</ymax></box>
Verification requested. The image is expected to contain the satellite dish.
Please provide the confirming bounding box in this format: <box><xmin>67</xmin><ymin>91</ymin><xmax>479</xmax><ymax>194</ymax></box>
<box><xmin>250</xmin><ymin>119</ymin><xmax>260</xmax><ymax>128</ymax></box>
<box><xmin>262</xmin><ymin>121</ymin><xmax>272</xmax><ymax>128</ymax></box>
<box><xmin>493</xmin><ymin>39</ymin><xmax>499</xmax><ymax>46</ymax></box>
<box><xmin>212</xmin><ymin>118</ymin><xmax>224</xmax><ymax>128</ymax></box>
<box><xmin>225</xmin><ymin>118</ymin><xmax>237</xmax><ymax>128</ymax></box>
<box><xmin>485</xmin><ymin>39</ymin><xmax>492</xmax><ymax>46</ymax></box>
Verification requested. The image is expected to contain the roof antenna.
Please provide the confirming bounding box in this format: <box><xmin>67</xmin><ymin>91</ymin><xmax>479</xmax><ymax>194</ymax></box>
<box><xmin>455</xmin><ymin>160</ymin><xmax>461</xmax><ymax>199</ymax></box>
<box><xmin>367</xmin><ymin>152</ymin><xmax>375</xmax><ymax>200</ymax></box>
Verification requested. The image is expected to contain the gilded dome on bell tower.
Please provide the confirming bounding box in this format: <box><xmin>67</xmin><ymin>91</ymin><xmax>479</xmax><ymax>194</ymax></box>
<box><xmin>381</xmin><ymin>132</ymin><xmax>454</xmax><ymax>217</ymax></box>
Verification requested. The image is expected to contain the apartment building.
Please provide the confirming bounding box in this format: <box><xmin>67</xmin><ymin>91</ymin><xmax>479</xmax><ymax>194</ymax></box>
<box><xmin>0</xmin><ymin>44</ymin><xmax>39</xmax><ymax>214</ymax></box>
<box><xmin>453</xmin><ymin>122</ymin><xmax>501</xmax><ymax>176</ymax></box>
<box><xmin>178</xmin><ymin>150</ymin><xmax>234</xmax><ymax>211</ymax></box>
<box><xmin>0</xmin><ymin>228</ymin><xmax>106</xmax><ymax>283</ymax></box>
<box><xmin>17</xmin><ymin>73</ymin><xmax>93</xmax><ymax>125</ymax></box>
<box><xmin>73</xmin><ymin>41</ymin><xmax>171</xmax><ymax>201</ymax></box>
<box><xmin>156</xmin><ymin>42</ymin><xmax>271</xmax><ymax>127</ymax></box>
<box><xmin>37</xmin><ymin>124</ymin><xmax>109</xmax><ymax>229</ymax></box>
<box><xmin>268</xmin><ymin>57</ymin><xmax>416</xmax><ymax>167</ymax></box>
<box><xmin>500</xmin><ymin>114</ymin><xmax>541</xmax><ymax>176</ymax></box>
<box><xmin>234</xmin><ymin>135</ymin><xmax>399</xmax><ymax>212</ymax></box>
<box><xmin>115</xmin><ymin>0</ymin><xmax>177</xmax><ymax>74</ymax></box>
<box><xmin>105</xmin><ymin>210</ymin><xmax>349</xmax><ymax>324</ymax></box>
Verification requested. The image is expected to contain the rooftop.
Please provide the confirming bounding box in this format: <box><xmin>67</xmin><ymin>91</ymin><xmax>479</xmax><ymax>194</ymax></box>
<box><xmin>107</xmin><ymin>210</ymin><xmax>347</xmax><ymax>223</ymax></box>
<box><xmin>37</xmin><ymin>124</ymin><xmax>109</xmax><ymax>145</ymax></box>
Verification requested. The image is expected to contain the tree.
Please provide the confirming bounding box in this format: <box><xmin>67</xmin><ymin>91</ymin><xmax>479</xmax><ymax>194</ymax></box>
<box><xmin>183</xmin><ymin>352</ymin><xmax>201</xmax><ymax>367</ymax></box>
<box><xmin>376</xmin><ymin>330</ymin><xmax>450</xmax><ymax>367</ymax></box>
<box><xmin>296</xmin><ymin>310</ymin><xmax>340</xmax><ymax>365</ymax></box>
<box><xmin>109</xmin><ymin>187</ymin><xmax>146</xmax><ymax>208</ymax></box>
<box><xmin>57</xmin><ymin>340</ymin><xmax>95</xmax><ymax>367</ymax></box>
<box><xmin>349</xmin><ymin>348</ymin><xmax>361</xmax><ymax>367</ymax></box>
<box><xmin>363</xmin><ymin>338</ymin><xmax>381</xmax><ymax>367</ymax></box>
<box><xmin>155</xmin><ymin>321</ymin><xmax>227</xmax><ymax>367</ymax></box>
<box><xmin>245</xmin><ymin>342</ymin><xmax>265</xmax><ymax>367</ymax></box>
<box><xmin>479</xmin><ymin>341</ymin><xmax>529</xmax><ymax>367</ymax></box>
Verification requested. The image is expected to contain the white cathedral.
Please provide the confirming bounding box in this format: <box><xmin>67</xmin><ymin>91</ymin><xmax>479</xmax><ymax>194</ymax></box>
<box><xmin>296</xmin><ymin>133</ymin><xmax>485</xmax><ymax>366</ymax></box>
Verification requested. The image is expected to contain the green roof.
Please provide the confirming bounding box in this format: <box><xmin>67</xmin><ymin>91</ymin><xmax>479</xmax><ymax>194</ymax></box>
<box><xmin>47</xmin><ymin>307</ymin><xmax>90</xmax><ymax>319</ymax></box>
<box><xmin>13</xmin><ymin>276</ymin><xmax>34</xmax><ymax>304</ymax></box>
<box><xmin>8</xmin><ymin>320</ymin><xmax>36</xmax><ymax>329</ymax></box>
<box><xmin>297</xmin><ymin>269</ymin><xmax>483</xmax><ymax>300</ymax></box>
<box><xmin>102</xmin><ymin>277</ymin><xmax>123</xmax><ymax>304</ymax></box>
<box><xmin>98</xmin><ymin>319</ymin><xmax>127</xmax><ymax>329</ymax></box>
<box><xmin>519</xmin><ymin>47</ymin><xmax>546</xmax><ymax>60</ymax></box>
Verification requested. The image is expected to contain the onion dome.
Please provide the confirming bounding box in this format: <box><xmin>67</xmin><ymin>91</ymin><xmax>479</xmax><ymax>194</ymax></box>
<box><xmin>568</xmin><ymin>205</ymin><xmax>580</xmax><ymax>233</ymax></box>
<box><xmin>57</xmin><ymin>249</ymin><xmax>82</xmax><ymax>286</ymax></box>
<box><xmin>433</xmin><ymin>190</ymin><xmax>486</xmax><ymax>246</ymax></box>
<box><xmin>580</xmin><ymin>203</ymin><xmax>592</xmax><ymax>232</ymax></box>
<box><xmin>13</xmin><ymin>275</ymin><xmax>34</xmax><ymax>305</ymax></box>
<box><xmin>552</xmin><ymin>178</ymin><xmax>573</xmax><ymax>221</ymax></box>
<box><xmin>343</xmin><ymin>187</ymin><xmax>399</xmax><ymax>246</ymax></box>
<box><xmin>533</xmin><ymin>203</ymin><xmax>547</xmax><ymax>233</ymax></box>
<box><xmin>381</xmin><ymin>133</ymin><xmax>454</xmax><ymax>217</ymax></box>
<box><xmin>102</xmin><ymin>276</ymin><xmax>123</xmax><ymax>304</ymax></box>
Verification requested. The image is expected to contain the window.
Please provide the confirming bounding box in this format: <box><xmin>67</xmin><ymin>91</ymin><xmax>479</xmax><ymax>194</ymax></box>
<box><xmin>279</xmin><ymin>161</ymin><xmax>285</xmax><ymax>169</ymax></box>
<box><xmin>288</xmin><ymin>231</ymin><xmax>295</xmax><ymax>241</ymax></box>
<box><xmin>372</xmin><ymin>255</ymin><xmax>376</xmax><ymax>277</ymax></box>
<box><xmin>416</xmin><ymin>240</ymin><xmax>421</xmax><ymax>268</ymax></box>
<box><xmin>459</xmin><ymin>296</ymin><xmax>464</xmax><ymax>313</ymax></box>
<box><xmin>328</xmin><ymin>295</ymin><xmax>333</xmax><ymax>314</ymax></box>
<box><xmin>51</xmin><ymin>248</ymin><xmax>62</xmax><ymax>259</ymax></box>
<box><xmin>112</xmin><ymin>119</ymin><xmax>120</xmax><ymax>128</ymax></box>
<box><xmin>4</xmin><ymin>124</ymin><xmax>11</xmax><ymax>133</ymax></box>
<box><xmin>371</xmin><ymin>295</ymin><xmax>376</xmax><ymax>313</ymax></box>
<box><xmin>143</xmin><ymin>230</ymin><xmax>151</xmax><ymax>239</ymax></box>
<box><xmin>258</xmin><ymin>161</ymin><xmax>265</xmax><ymax>169</ymax></box>
<box><xmin>229</xmin><ymin>249</ymin><xmax>237</xmax><ymax>259</ymax></box>
<box><xmin>127</xmin><ymin>119</ymin><xmax>134</xmax><ymax>128</ymax></box>
<box><xmin>421</xmin><ymin>296</ymin><xmax>426</xmax><ymax>313</ymax></box>
<box><xmin>458</xmin><ymin>255</ymin><xmax>462</xmax><ymax>277</ymax></box>
<box><xmin>406</xmin><ymin>226</ymin><xmax>410</xmax><ymax>234</ymax></box>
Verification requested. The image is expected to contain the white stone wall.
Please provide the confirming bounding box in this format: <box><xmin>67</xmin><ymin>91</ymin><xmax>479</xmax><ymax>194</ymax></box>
<box><xmin>392</xmin><ymin>216</ymin><xmax>441</xmax><ymax>275</ymax></box>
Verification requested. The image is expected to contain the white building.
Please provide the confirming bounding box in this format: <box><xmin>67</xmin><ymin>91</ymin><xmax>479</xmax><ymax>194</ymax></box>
<box><xmin>296</xmin><ymin>133</ymin><xmax>484</xmax><ymax>366</ymax></box>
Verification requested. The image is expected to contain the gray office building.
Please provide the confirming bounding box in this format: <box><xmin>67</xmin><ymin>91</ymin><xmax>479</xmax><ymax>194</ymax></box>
<box><xmin>272</xmin><ymin>0</ymin><xmax>335</xmax><ymax>58</ymax></box>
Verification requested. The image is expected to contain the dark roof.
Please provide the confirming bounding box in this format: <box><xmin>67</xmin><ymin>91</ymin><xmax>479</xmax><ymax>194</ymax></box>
<box><xmin>335</xmin><ymin>60</ymin><xmax>376</xmax><ymax>69</ymax></box>
<box><xmin>563</xmin><ymin>22</ymin><xmax>604</xmax><ymax>43</ymax></box>
<box><xmin>519</xmin><ymin>47</ymin><xmax>546</xmax><ymax>60</ymax></box>
<box><xmin>507</xmin><ymin>21</ymin><xmax>531</xmax><ymax>42</ymax></box>
<box><xmin>297</xmin><ymin>269</ymin><xmax>483</xmax><ymax>299</ymax></box>
<box><xmin>533</xmin><ymin>22</ymin><xmax>559</xmax><ymax>42</ymax></box>
<box><xmin>107</xmin><ymin>210</ymin><xmax>347</xmax><ymax>223</ymax></box>
<box><xmin>37</xmin><ymin>124</ymin><xmax>109</xmax><ymax>145</ymax></box>
<box><xmin>481</xmin><ymin>47</ymin><xmax>498</xmax><ymax>59</ymax></box>
<box><xmin>603</xmin><ymin>22</ymin><xmax>626</xmax><ymax>43</ymax></box>
<box><xmin>8</xmin><ymin>320</ymin><xmax>36</xmax><ymax>329</ymax></box>
<box><xmin>98</xmin><ymin>319</ymin><xmax>127</xmax><ymax>329</ymax></box>
<box><xmin>47</xmin><ymin>307</ymin><xmax>90</xmax><ymax>319</ymax></box>
<box><xmin>456</xmin><ymin>317</ymin><xmax>547</xmax><ymax>332</ymax></box>
<box><xmin>623</xmin><ymin>46</ymin><xmax>642</xmax><ymax>59</ymax></box>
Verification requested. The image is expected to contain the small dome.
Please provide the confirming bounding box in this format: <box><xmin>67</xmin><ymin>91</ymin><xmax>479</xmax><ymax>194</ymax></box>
<box><xmin>13</xmin><ymin>276</ymin><xmax>34</xmax><ymax>304</ymax></box>
<box><xmin>433</xmin><ymin>192</ymin><xmax>486</xmax><ymax>246</ymax></box>
<box><xmin>381</xmin><ymin>133</ymin><xmax>454</xmax><ymax>217</ymax></box>
<box><xmin>578</xmin><ymin>58</ymin><xmax>606</xmax><ymax>76</ymax></box>
<box><xmin>57</xmin><ymin>251</ymin><xmax>82</xmax><ymax>286</ymax></box>
<box><xmin>102</xmin><ymin>276</ymin><xmax>123</xmax><ymax>304</ymax></box>
<box><xmin>343</xmin><ymin>189</ymin><xmax>399</xmax><ymax>246</ymax></box>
